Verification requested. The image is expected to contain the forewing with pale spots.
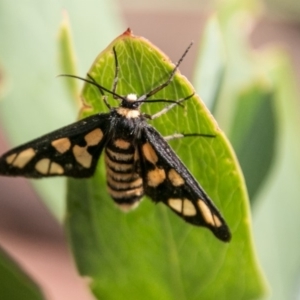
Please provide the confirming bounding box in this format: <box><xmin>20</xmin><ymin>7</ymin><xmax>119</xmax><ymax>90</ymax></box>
<box><xmin>141</xmin><ymin>126</ymin><xmax>231</xmax><ymax>242</ymax></box>
<box><xmin>0</xmin><ymin>113</ymin><xmax>111</xmax><ymax>178</ymax></box>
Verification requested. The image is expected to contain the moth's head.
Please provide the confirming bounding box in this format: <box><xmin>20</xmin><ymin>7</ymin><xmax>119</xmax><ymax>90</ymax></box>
<box><xmin>121</xmin><ymin>93</ymin><xmax>141</xmax><ymax>109</ymax></box>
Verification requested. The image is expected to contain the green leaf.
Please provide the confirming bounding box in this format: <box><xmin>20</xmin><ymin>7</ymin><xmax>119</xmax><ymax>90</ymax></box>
<box><xmin>212</xmin><ymin>1</ymin><xmax>262</xmax><ymax>134</ymax></box>
<box><xmin>66</xmin><ymin>30</ymin><xmax>267</xmax><ymax>299</ymax></box>
<box><xmin>230</xmin><ymin>83</ymin><xmax>276</xmax><ymax>200</ymax></box>
<box><xmin>253</xmin><ymin>50</ymin><xmax>300</xmax><ymax>300</ymax></box>
<box><xmin>57</xmin><ymin>11</ymin><xmax>80</xmax><ymax>104</ymax></box>
<box><xmin>193</xmin><ymin>16</ymin><xmax>226</xmax><ymax>111</ymax></box>
<box><xmin>196</xmin><ymin>5</ymin><xmax>276</xmax><ymax>201</ymax></box>
<box><xmin>0</xmin><ymin>246</ymin><xmax>45</xmax><ymax>300</ymax></box>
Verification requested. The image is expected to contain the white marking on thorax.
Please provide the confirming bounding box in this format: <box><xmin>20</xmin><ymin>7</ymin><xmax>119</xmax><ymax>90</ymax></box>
<box><xmin>116</xmin><ymin>107</ymin><xmax>140</xmax><ymax>119</ymax></box>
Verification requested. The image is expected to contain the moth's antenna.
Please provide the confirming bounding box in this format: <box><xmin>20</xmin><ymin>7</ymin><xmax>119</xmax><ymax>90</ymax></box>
<box><xmin>59</xmin><ymin>74</ymin><xmax>126</xmax><ymax>101</ymax></box>
<box><xmin>138</xmin><ymin>42</ymin><xmax>194</xmax><ymax>101</ymax></box>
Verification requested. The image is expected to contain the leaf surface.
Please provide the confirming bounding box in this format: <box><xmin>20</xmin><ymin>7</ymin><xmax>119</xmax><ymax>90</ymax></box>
<box><xmin>66</xmin><ymin>29</ymin><xmax>266</xmax><ymax>299</ymax></box>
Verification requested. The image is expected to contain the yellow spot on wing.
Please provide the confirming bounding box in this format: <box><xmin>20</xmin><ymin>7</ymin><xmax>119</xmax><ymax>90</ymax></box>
<box><xmin>142</xmin><ymin>143</ymin><xmax>158</xmax><ymax>164</ymax></box>
<box><xmin>72</xmin><ymin>128</ymin><xmax>103</xmax><ymax>168</ymax></box>
<box><xmin>114</xmin><ymin>139</ymin><xmax>131</xmax><ymax>150</ymax></box>
<box><xmin>35</xmin><ymin>159</ymin><xmax>64</xmax><ymax>175</ymax></box>
<box><xmin>182</xmin><ymin>199</ymin><xmax>196</xmax><ymax>216</ymax></box>
<box><xmin>6</xmin><ymin>153</ymin><xmax>17</xmax><ymax>164</ymax></box>
<box><xmin>10</xmin><ymin>148</ymin><xmax>36</xmax><ymax>168</ymax></box>
<box><xmin>168</xmin><ymin>198</ymin><xmax>182</xmax><ymax>213</ymax></box>
<box><xmin>168</xmin><ymin>198</ymin><xmax>197</xmax><ymax>216</ymax></box>
<box><xmin>49</xmin><ymin>162</ymin><xmax>64</xmax><ymax>174</ymax></box>
<box><xmin>84</xmin><ymin>128</ymin><xmax>103</xmax><ymax>146</ymax></box>
<box><xmin>51</xmin><ymin>138</ymin><xmax>71</xmax><ymax>153</ymax></box>
<box><xmin>198</xmin><ymin>199</ymin><xmax>222</xmax><ymax>227</ymax></box>
<box><xmin>147</xmin><ymin>167</ymin><xmax>166</xmax><ymax>187</ymax></box>
<box><xmin>73</xmin><ymin>145</ymin><xmax>92</xmax><ymax>168</ymax></box>
<box><xmin>168</xmin><ymin>169</ymin><xmax>185</xmax><ymax>186</ymax></box>
<box><xmin>35</xmin><ymin>158</ymin><xmax>50</xmax><ymax>174</ymax></box>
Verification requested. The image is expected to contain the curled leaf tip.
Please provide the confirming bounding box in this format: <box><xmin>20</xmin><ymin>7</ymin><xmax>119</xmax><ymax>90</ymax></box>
<box><xmin>123</xmin><ymin>28</ymin><xmax>133</xmax><ymax>36</ymax></box>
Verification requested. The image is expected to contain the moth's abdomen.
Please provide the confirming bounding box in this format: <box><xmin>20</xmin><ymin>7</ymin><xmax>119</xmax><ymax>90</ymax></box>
<box><xmin>104</xmin><ymin>139</ymin><xmax>144</xmax><ymax>211</ymax></box>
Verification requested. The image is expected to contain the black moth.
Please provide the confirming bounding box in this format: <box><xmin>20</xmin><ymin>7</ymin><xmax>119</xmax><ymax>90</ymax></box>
<box><xmin>0</xmin><ymin>43</ymin><xmax>231</xmax><ymax>242</ymax></box>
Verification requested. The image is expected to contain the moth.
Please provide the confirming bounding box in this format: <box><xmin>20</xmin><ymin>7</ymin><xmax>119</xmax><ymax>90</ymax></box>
<box><xmin>0</xmin><ymin>43</ymin><xmax>231</xmax><ymax>242</ymax></box>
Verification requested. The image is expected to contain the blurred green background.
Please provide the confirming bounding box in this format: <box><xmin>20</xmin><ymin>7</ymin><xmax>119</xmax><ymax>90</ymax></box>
<box><xmin>0</xmin><ymin>0</ymin><xmax>300</xmax><ymax>299</ymax></box>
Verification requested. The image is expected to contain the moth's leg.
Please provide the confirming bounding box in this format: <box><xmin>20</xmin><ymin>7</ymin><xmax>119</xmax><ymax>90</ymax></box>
<box><xmin>164</xmin><ymin>133</ymin><xmax>215</xmax><ymax>141</ymax></box>
<box><xmin>144</xmin><ymin>93</ymin><xmax>194</xmax><ymax>120</ymax></box>
<box><xmin>111</xmin><ymin>47</ymin><xmax>120</xmax><ymax>98</ymax></box>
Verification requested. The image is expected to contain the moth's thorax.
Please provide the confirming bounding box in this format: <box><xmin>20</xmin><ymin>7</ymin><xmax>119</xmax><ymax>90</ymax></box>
<box><xmin>116</xmin><ymin>107</ymin><xmax>141</xmax><ymax>119</ymax></box>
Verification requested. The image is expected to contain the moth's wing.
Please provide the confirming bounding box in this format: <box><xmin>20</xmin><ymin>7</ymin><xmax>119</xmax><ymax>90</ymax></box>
<box><xmin>0</xmin><ymin>113</ymin><xmax>111</xmax><ymax>178</ymax></box>
<box><xmin>140</xmin><ymin>126</ymin><xmax>231</xmax><ymax>242</ymax></box>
